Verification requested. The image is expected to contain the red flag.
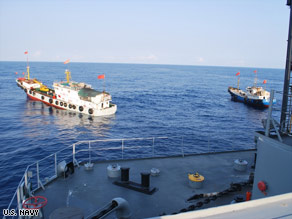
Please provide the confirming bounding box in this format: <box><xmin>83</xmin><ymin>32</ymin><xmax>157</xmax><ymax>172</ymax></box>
<box><xmin>22</xmin><ymin>72</ymin><xmax>25</xmax><ymax>75</ymax></box>
<box><xmin>236</xmin><ymin>72</ymin><xmax>240</xmax><ymax>76</ymax></box>
<box><xmin>254</xmin><ymin>70</ymin><xmax>257</xmax><ymax>73</ymax></box>
<box><xmin>98</xmin><ymin>74</ymin><xmax>105</xmax><ymax>79</ymax></box>
<box><xmin>64</xmin><ymin>59</ymin><xmax>70</xmax><ymax>64</ymax></box>
<box><xmin>15</xmin><ymin>72</ymin><xmax>18</xmax><ymax>75</ymax></box>
<box><xmin>263</xmin><ymin>80</ymin><xmax>267</xmax><ymax>84</ymax></box>
<box><xmin>24</xmin><ymin>51</ymin><xmax>28</xmax><ymax>54</ymax></box>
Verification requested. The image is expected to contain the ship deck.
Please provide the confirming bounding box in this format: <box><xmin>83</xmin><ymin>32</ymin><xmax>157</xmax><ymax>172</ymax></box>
<box><xmin>35</xmin><ymin>150</ymin><xmax>255</xmax><ymax>218</ymax></box>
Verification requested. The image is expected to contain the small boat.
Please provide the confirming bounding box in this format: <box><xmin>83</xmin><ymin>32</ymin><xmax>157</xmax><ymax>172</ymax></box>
<box><xmin>228</xmin><ymin>71</ymin><xmax>276</xmax><ymax>108</ymax></box>
<box><xmin>16</xmin><ymin>61</ymin><xmax>117</xmax><ymax>116</ymax></box>
<box><xmin>228</xmin><ymin>86</ymin><xmax>276</xmax><ymax>108</ymax></box>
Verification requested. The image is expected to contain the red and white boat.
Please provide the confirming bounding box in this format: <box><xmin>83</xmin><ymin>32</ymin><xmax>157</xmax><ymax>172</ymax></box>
<box><xmin>16</xmin><ymin>65</ymin><xmax>117</xmax><ymax>116</ymax></box>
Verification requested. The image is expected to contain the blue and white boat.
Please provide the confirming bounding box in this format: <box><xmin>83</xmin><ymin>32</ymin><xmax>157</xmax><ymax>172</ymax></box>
<box><xmin>228</xmin><ymin>86</ymin><xmax>276</xmax><ymax>108</ymax></box>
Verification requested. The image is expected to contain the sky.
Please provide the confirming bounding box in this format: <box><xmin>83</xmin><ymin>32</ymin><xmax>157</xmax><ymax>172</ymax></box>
<box><xmin>0</xmin><ymin>0</ymin><xmax>290</xmax><ymax>68</ymax></box>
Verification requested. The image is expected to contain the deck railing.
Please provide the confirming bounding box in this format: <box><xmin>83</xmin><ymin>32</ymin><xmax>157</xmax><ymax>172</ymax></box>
<box><xmin>4</xmin><ymin>135</ymin><xmax>255</xmax><ymax>219</ymax></box>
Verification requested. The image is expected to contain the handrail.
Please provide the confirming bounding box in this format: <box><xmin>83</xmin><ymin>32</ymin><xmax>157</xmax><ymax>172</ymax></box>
<box><xmin>5</xmin><ymin>165</ymin><xmax>29</xmax><ymax>219</ymax></box>
<box><xmin>74</xmin><ymin>136</ymin><xmax>171</xmax><ymax>145</ymax></box>
<box><xmin>4</xmin><ymin>135</ymin><xmax>255</xmax><ymax>217</ymax></box>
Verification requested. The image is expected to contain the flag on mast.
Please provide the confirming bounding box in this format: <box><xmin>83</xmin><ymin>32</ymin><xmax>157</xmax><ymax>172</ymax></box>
<box><xmin>235</xmin><ymin>72</ymin><xmax>240</xmax><ymax>89</ymax></box>
<box><xmin>263</xmin><ymin>80</ymin><xmax>267</xmax><ymax>84</ymax></box>
<box><xmin>24</xmin><ymin>51</ymin><xmax>28</xmax><ymax>54</ymax></box>
<box><xmin>254</xmin><ymin>70</ymin><xmax>257</xmax><ymax>73</ymax></box>
<box><xmin>98</xmin><ymin>74</ymin><xmax>106</xmax><ymax>91</ymax></box>
<box><xmin>98</xmin><ymin>74</ymin><xmax>105</xmax><ymax>79</ymax></box>
<box><xmin>64</xmin><ymin>59</ymin><xmax>70</xmax><ymax>64</ymax></box>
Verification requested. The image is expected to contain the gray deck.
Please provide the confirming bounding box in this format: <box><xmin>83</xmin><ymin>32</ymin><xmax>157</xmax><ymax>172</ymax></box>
<box><xmin>35</xmin><ymin>150</ymin><xmax>255</xmax><ymax>218</ymax></box>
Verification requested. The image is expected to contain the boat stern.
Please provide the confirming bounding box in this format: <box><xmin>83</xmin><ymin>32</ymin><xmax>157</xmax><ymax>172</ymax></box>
<box><xmin>263</xmin><ymin>98</ymin><xmax>277</xmax><ymax>108</ymax></box>
<box><xmin>93</xmin><ymin>103</ymin><xmax>117</xmax><ymax>116</ymax></box>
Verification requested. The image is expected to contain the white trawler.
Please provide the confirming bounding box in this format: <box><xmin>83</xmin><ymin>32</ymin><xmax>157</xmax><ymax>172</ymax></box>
<box><xmin>228</xmin><ymin>72</ymin><xmax>276</xmax><ymax>108</ymax></box>
<box><xmin>16</xmin><ymin>65</ymin><xmax>117</xmax><ymax>116</ymax></box>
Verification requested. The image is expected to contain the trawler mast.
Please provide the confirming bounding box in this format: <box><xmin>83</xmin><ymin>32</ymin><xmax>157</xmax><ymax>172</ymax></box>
<box><xmin>280</xmin><ymin>1</ymin><xmax>292</xmax><ymax>133</ymax></box>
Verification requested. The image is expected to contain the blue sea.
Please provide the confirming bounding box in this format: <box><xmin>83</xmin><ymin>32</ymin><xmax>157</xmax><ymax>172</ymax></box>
<box><xmin>0</xmin><ymin>61</ymin><xmax>284</xmax><ymax>211</ymax></box>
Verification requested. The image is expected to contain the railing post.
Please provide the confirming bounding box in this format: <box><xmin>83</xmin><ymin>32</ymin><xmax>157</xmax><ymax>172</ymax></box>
<box><xmin>89</xmin><ymin>141</ymin><xmax>92</xmax><ymax>163</ymax></box>
<box><xmin>208</xmin><ymin>135</ymin><xmax>210</xmax><ymax>153</ymax></box>
<box><xmin>152</xmin><ymin>137</ymin><xmax>155</xmax><ymax>157</ymax></box>
<box><xmin>17</xmin><ymin>183</ymin><xmax>21</xmax><ymax>208</ymax></box>
<box><xmin>122</xmin><ymin>139</ymin><xmax>124</xmax><ymax>159</ymax></box>
<box><xmin>73</xmin><ymin>144</ymin><xmax>76</xmax><ymax>162</ymax></box>
<box><xmin>55</xmin><ymin>153</ymin><xmax>57</xmax><ymax>177</ymax></box>
<box><xmin>24</xmin><ymin>171</ymin><xmax>28</xmax><ymax>189</ymax></box>
<box><xmin>181</xmin><ymin>136</ymin><xmax>184</xmax><ymax>157</ymax></box>
<box><xmin>265</xmin><ymin>90</ymin><xmax>274</xmax><ymax>136</ymax></box>
<box><xmin>36</xmin><ymin>162</ymin><xmax>40</xmax><ymax>189</ymax></box>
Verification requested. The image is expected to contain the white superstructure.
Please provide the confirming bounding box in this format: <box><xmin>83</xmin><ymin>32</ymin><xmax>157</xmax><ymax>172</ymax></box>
<box><xmin>16</xmin><ymin>69</ymin><xmax>117</xmax><ymax>116</ymax></box>
<box><xmin>52</xmin><ymin>79</ymin><xmax>117</xmax><ymax>116</ymax></box>
<box><xmin>246</xmin><ymin>86</ymin><xmax>270</xmax><ymax>101</ymax></box>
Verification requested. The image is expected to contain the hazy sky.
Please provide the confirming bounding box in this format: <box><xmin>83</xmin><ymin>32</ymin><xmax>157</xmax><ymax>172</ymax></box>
<box><xmin>0</xmin><ymin>0</ymin><xmax>290</xmax><ymax>68</ymax></box>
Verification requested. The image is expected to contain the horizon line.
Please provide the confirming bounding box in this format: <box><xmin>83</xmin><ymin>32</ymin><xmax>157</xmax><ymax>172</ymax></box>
<box><xmin>0</xmin><ymin>60</ymin><xmax>284</xmax><ymax>70</ymax></box>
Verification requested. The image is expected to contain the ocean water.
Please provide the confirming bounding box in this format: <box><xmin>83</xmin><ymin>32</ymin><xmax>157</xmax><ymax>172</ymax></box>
<box><xmin>0</xmin><ymin>61</ymin><xmax>284</xmax><ymax>210</ymax></box>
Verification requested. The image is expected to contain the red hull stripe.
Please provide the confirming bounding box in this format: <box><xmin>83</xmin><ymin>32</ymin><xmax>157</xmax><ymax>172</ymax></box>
<box><xmin>27</xmin><ymin>93</ymin><xmax>66</xmax><ymax>110</ymax></box>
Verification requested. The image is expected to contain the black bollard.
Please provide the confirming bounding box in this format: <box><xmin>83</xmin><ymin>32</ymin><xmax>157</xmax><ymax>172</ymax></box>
<box><xmin>141</xmin><ymin>172</ymin><xmax>150</xmax><ymax>188</ymax></box>
<box><xmin>121</xmin><ymin>167</ymin><xmax>130</xmax><ymax>182</ymax></box>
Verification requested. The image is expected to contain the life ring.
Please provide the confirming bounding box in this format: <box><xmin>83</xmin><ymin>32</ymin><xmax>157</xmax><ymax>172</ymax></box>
<box><xmin>55</xmin><ymin>101</ymin><xmax>59</xmax><ymax>105</ymax></box>
<box><xmin>49</xmin><ymin>99</ymin><xmax>53</xmax><ymax>104</ymax></box>
<box><xmin>64</xmin><ymin>103</ymin><xmax>67</xmax><ymax>107</ymax></box>
<box><xmin>88</xmin><ymin>108</ymin><xmax>93</xmax><ymax>114</ymax></box>
<box><xmin>41</xmin><ymin>96</ymin><xmax>44</xmax><ymax>100</ymax></box>
<box><xmin>73</xmin><ymin>105</ymin><xmax>76</xmax><ymax>110</ymax></box>
<box><xmin>22</xmin><ymin>196</ymin><xmax>47</xmax><ymax>210</ymax></box>
<box><xmin>69</xmin><ymin>104</ymin><xmax>72</xmax><ymax>109</ymax></box>
<box><xmin>79</xmin><ymin>106</ymin><xmax>84</xmax><ymax>112</ymax></box>
<box><xmin>60</xmin><ymin>102</ymin><xmax>63</xmax><ymax>106</ymax></box>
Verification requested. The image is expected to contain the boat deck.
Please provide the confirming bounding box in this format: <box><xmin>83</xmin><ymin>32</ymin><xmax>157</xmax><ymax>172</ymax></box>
<box><xmin>35</xmin><ymin>150</ymin><xmax>255</xmax><ymax>218</ymax></box>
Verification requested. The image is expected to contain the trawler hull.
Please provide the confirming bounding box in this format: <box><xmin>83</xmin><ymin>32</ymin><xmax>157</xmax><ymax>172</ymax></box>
<box><xmin>228</xmin><ymin>87</ymin><xmax>275</xmax><ymax>108</ymax></box>
<box><xmin>244</xmin><ymin>97</ymin><xmax>271</xmax><ymax>108</ymax></box>
<box><xmin>17</xmin><ymin>78</ymin><xmax>117</xmax><ymax>116</ymax></box>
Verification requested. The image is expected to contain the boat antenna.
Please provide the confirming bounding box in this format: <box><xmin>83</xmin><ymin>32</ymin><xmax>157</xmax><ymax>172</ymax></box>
<box><xmin>103</xmin><ymin>75</ymin><xmax>105</xmax><ymax>92</ymax></box>
<box><xmin>65</xmin><ymin>69</ymin><xmax>71</xmax><ymax>83</ymax></box>
<box><xmin>263</xmin><ymin>79</ymin><xmax>267</xmax><ymax>92</ymax></box>
<box><xmin>253</xmin><ymin>70</ymin><xmax>257</xmax><ymax>87</ymax></box>
<box><xmin>64</xmin><ymin>59</ymin><xmax>71</xmax><ymax>83</ymax></box>
<box><xmin>236</xmin><ymin>72</ymin><xmax>240</xmax><ymax>89</ymax></box>
<box><xmin>25</xmin><ymin>51</ymin><xmax>30</xmax><ymax>80</ymax></box>
<box><xmin>98</xmin><ymin>74</ymin><xmax>105</xmax><ymax>92</ymax></box>
<box><xmin>280</xmin><ymin>1</ymin><xmax>292</xmax><ymax>134</ymax></box>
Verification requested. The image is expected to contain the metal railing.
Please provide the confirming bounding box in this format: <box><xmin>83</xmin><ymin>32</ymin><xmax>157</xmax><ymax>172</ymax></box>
<box><xmin>4</xmin><ymin>135</ymin><xmax>255</xmax><ymax>218</ymax></box>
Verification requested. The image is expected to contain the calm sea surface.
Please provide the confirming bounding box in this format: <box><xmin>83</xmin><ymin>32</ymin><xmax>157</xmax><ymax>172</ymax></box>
<box><xmin>0</xmin><ymin>61</ymin><xmax>284</xmax><ymax>210</ymax></box>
